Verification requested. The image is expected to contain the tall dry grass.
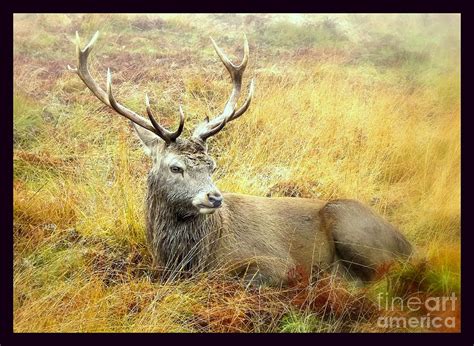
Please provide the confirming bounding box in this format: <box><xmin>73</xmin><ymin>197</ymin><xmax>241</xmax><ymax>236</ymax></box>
<box><xmin>13</xmin><ymin>14</ymin><xmax>460</xmax><ymax>332</ymax></box>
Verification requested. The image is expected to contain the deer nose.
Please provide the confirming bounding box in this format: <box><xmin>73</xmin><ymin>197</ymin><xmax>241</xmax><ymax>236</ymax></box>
<box><xmin>207</xmin><ymin>192</ymin><xmax>223</xmax><ymax>208</ymax></box>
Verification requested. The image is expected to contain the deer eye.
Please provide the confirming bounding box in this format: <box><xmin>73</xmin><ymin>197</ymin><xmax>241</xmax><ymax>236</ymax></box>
<box><xmin>170</xmin><ymin>165</ymin><xmax>184</xmax><ymax>174</ymax></box>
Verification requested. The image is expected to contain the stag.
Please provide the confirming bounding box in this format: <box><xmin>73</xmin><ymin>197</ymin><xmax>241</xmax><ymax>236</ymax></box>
<box><xmin>68</xmin><ymin>32</ymin><xmax>412</xmax><ymax>286</ymax></box>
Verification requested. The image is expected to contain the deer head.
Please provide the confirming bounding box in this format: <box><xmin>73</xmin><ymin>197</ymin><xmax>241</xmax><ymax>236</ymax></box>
<box><xmin>68</xmin><ymin>32</ymin><xmax>255</xmax><ymax>217</ymax></box>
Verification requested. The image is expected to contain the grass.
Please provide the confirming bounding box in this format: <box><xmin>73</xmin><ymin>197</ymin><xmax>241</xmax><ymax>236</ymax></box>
<box><xmin>13</xmin><ymin>14</ymin><xmax>460</xmax><ymax>332</ymax></box>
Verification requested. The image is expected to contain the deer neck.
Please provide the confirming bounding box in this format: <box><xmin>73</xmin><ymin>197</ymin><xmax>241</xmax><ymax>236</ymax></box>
<box><xmin>145</xmin><ymin>177</ymin><xmax>223</xmax><ymax>278</ymax></box>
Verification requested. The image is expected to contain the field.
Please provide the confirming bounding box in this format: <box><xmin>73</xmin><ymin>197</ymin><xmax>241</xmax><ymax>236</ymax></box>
<box><xmin>13</xmin><ymin>14</ymin><xmax>460</xmax><ymax>332</ymax></box>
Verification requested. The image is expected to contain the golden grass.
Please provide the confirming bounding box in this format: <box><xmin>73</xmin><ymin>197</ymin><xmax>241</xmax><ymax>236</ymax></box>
<box><xmin>13</xmin><ymin>14</ymin><xmax>460</xmax><ymax>332</ymax></box>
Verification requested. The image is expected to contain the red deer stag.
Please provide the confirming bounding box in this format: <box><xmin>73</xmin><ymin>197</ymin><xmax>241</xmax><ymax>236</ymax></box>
<box><xmin>68</xmin><ymin>32</ymin><xmax>412</xmax><ymax>286</ymax></box>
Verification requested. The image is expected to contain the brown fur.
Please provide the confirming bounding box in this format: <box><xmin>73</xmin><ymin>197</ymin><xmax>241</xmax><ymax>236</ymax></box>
<box><xmin>146</xmin><ymin>179</ymin><xmax>412</xmax><ymax>285</ymax></box>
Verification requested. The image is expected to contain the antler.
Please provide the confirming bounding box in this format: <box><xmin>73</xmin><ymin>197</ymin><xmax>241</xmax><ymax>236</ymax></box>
<box><xmin>193</xmin><ymin>35</ymin><xmax>255</xmax><ymax>141</ymax></box>
<box><xmin>67</xmin><ymin>31</ymin><xmax>184</xmax><ymax>144</ymax></box>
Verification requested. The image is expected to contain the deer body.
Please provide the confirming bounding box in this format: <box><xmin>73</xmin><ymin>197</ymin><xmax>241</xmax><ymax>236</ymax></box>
<box><xmin>146</xmin><ymin>176</ymin><xmax>411</xmax><ymax>284</ymax></box>
<box><xmin>69</xmin><ymin>32</ymin><xmax>412</xmax><ymax>286</ymax></box>
<box><xmin>148</xmin><ymin>188</ymin><xmax>335</xmax><ymax>283</ymax></box>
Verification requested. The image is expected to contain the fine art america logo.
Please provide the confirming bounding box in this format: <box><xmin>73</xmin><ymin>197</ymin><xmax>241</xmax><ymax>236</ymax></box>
<box><xmin>377</xmin><ymin>292</ymin><xmax>458</xmax><ymax>330</ymax></box>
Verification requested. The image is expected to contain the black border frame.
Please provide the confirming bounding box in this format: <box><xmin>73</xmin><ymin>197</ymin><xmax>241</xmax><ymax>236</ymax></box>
<box><xmin>3</xmin><ymin>1</ymin><xmax>470</xmax><ymax>343</ymax></box>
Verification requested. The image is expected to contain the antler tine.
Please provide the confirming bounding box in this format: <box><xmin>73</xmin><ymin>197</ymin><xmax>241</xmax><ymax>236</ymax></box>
<box><xmin>145</xmin><ymin>94</ymin><xmax>185</xmax><ymax>144</ymax></box>
<box><xmin>210</xmin><ymin>34</ymin><xmax>248</xmax><ymax>121</ymax></box>
<box><xmin>193</xmin><ymin>35</ymin><xmax>254</xmax><ymax>141</ymax></box>
<box><xmin>199</xmin><ymin>116</ymin><xmax>228</xmax><ymax>141</ymax></box>
<box><xmin>105</xmin><ymin>69</ymin><xmax>157</xmax><ymax>133</ymax></box>
<box><xmin>175</xmin><ymin>105</ymin><xmax>186</xmax><ymax>139</ymax></box>
<box><xmin>68</xmin><ymin>31</ymin><xmax>185</xmax><ymax>143</ymax></box>
<box><xmin>229</xmin><ymin>78</ymin><xmax>255</xmax><ymax>121</ymax></box>
<box><xmin>210</xmin><ymin>34</ymin><xmax>249</xmax><ymax>76</ymax></box>
<box><xmin>68</xmin><ymin>31</ymin><xmax>109</xmax><ymax>106</ymax></box>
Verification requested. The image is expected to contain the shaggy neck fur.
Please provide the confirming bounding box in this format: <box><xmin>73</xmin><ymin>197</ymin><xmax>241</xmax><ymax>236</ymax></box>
<box><xmin>145</xmin><ymin>174</ymin><xmax>223</xmax><ymax>280</ymax></box>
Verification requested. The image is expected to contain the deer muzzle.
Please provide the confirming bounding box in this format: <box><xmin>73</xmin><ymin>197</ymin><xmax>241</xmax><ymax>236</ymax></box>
<box><xmin>192</xmin><ymin>190</ymin><xmax>223</xmax><ymax>214</ymax></box>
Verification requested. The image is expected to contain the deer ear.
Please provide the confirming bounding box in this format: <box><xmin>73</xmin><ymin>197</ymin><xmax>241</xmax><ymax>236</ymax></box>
<box><xmin>131</xmin><ymin>122</ymin><xmax>160</xmax><ymax>156</ymax></box>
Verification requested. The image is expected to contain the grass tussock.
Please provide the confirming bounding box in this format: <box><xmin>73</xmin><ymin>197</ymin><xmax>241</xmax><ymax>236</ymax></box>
<box><xmin>14</xmin><ymin>14</ymin><xmax>460</xmax><ymax>332</ymax></box>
